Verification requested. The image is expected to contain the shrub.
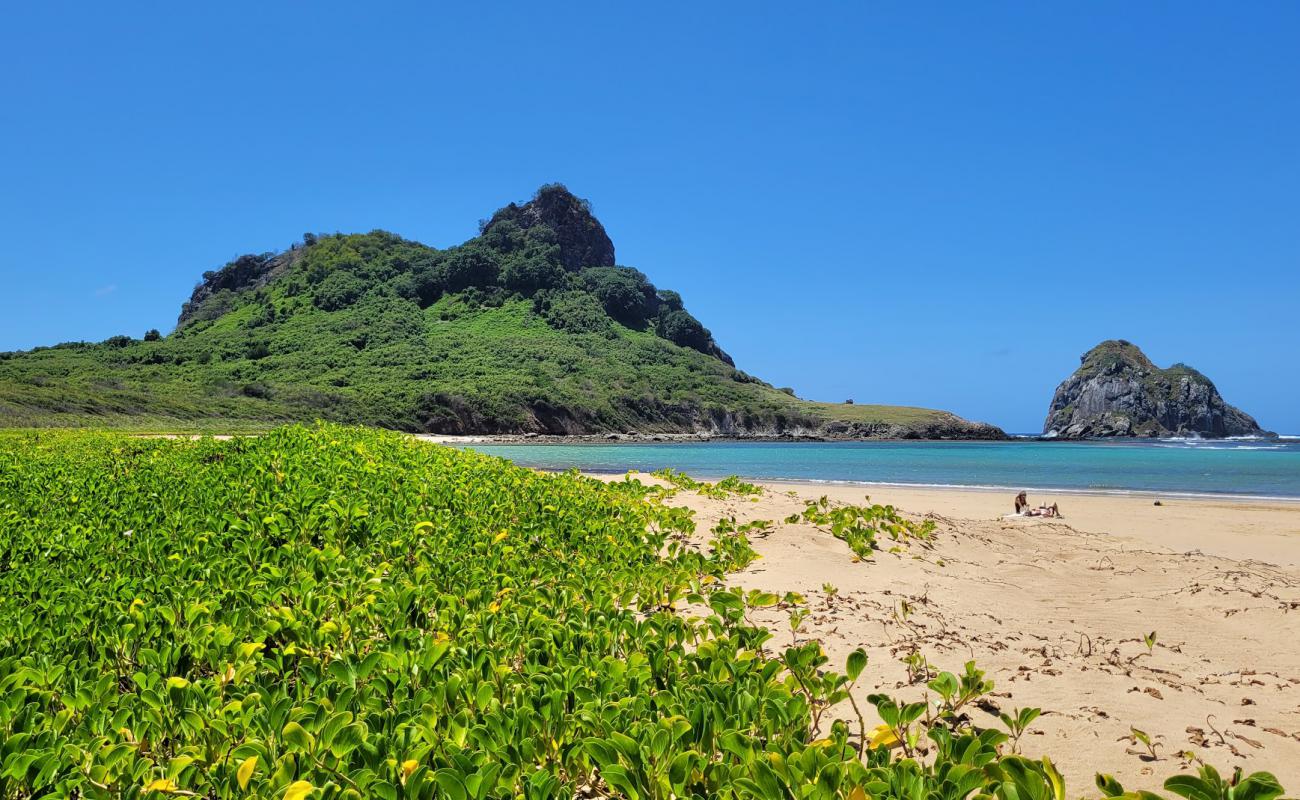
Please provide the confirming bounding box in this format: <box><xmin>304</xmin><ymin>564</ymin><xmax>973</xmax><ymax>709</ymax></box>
<box><xmin>658</xmin><ymin>308</ymin><xmax>712</xmax><ymax>352</ymax></box>
<box><xmin>581</xmin><ymin>266</ymin><xmax>657</xmax><ymax>326</ymax></box>
<box><xmin>501</xmin><ymin>255</ymin><xmax>566</xmax><ymax>296</ymax></box>
<box><xmin>313</xmin><ymin>270</ymin><xmax>365</xmax><ymax>311</ymax></box>
<box><xmin>539</xmin><ymin>290</ymin><xmax>611</xmax><ymax>334</ymax></box>
<box><xmin>438</xmin><ymin>247</ymin><xmax>500</xmax><ymax>293</ymax></box>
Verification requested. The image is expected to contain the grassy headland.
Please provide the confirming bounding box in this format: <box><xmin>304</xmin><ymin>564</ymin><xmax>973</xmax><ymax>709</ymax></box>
<box><xmin>0</xmin><ymin>186</ymin><xmax>1002</xmax><ymax>439</ymax></box>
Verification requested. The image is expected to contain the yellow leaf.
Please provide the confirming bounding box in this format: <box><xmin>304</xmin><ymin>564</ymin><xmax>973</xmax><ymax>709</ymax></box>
<box><xmin>401</xmin><ymin>759</ymin><xmax>419</xmax><ymax>780</ymax></box>
<box><xmin>868</xmin><ymin>724</ymin><xmax>901</xmax><ymax>749</ymax></box>
<box><xmin>848</xmin><ymin>787</ymin><xmax>869</xmax><ymax>800</ymax></box>
<box><xmin>236</xmin><ymin>756</ymin><xmax>257</xmax><ymax>790</ymax></box>
<box><xmin>143</xmin><ymin>778</ymin><xmax>178</xmax><ymax>793</ymax></box>
<box><xmin>283</xmin><ymin>780</ymin><xmax>314</xmax><ymax>800</ymax></box>
<box><xmin>166</xmin><ymin>676</ymin><xmax>190</xmax><ymax>690</ymax></box>
<box><xmin>488</xmin><ymin>601</ymin><xmax>501</xmax><ymax>614</ymax></box>
<box><xmin>493</xmin><ymin>531</ymin><xmax>508</xmax><ymax>543</ymax></box>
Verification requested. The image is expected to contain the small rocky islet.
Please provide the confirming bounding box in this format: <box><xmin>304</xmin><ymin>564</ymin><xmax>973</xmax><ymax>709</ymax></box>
<box><xmin>1042</xmin><ymin>339</ymin><xmax>1270</xmax><ymax>439</ymax></box>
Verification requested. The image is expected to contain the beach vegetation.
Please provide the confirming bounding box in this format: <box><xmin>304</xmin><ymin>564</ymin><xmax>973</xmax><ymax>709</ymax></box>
<box><xmin>798</xmin><ymin>496</ymin><xmax>935</xmax><ymax>560</ymax></box>
<box><xmin>0</xmin><ymin>425</ymin><xmax>1281</xmax><ymax>799</ymax></box>
<box><xmin>651</xmin><ymin>468</ymin><xmax>762</xmax><ymax>499</ymax></box>
<box><xmin>998</xmin><ymin>707</ymin><xmax>1043</xmax><ymax>754</ymax></box>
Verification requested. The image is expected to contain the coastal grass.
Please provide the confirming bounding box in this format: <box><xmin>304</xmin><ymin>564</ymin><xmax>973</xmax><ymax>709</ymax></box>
<box><xmin>0</xmin><ymin>310</ymin><xmax>966</xmax><ymax>435</ymax></box>
<box><xmin>0</xmin><ymin>424</ymin><xmax>1282</xmax><ymax>799</ymax></box>
<box><xmin>804</xmin><ymin>402</ymin><xmax>963</xmax><ymax>427</ymax></box>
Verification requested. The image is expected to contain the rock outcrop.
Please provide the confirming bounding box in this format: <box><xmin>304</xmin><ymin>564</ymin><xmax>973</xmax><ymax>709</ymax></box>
<box><xmin>1043</xmin><ymin>340</ymin><xmax>1270</xmax><ymax>438</ymax></box>
<box><xmin>177</xmin><ymin>249</ymin><xmax>300</xmax><ymax>327</ymax></box>
<box><xmin>481</xmin><ymin>183</ymin><xmax>615</xmax><ymax>271</ymax></box>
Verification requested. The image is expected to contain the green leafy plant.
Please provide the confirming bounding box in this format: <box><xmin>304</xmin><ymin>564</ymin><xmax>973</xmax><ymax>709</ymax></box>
<box><xmin>1097</xmin><ymin>764</ymin><xmax>1283</xmax><ymax>800</ymax></box>
<box><xmin>998</xmin><ymin>707</ymin><xmax>1043</xmax><ymax>754</ymax></box>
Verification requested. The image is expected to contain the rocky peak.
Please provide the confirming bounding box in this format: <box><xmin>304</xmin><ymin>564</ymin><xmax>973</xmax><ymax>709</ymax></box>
<box><xmin>1077</xmin><ymin>339</ymin><xmax>1156</xmax><ymax>372</ymax></box>
<box><xmin>482</xmin><ymin>184</ymin><xmax>615</xmax><ymax>271</ymax></box>
<box><xmin>177</xmin><ymin>250</ymin><xmax>299</xmax><ymax>327</ymax></box>
<box><xmin>1043</xmin><ymin>340</ymin><xmax>1270</xmax><ymax>438</ymax></box>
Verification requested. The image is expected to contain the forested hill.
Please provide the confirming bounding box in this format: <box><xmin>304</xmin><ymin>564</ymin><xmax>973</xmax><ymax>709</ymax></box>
<box><xmin>0</xmin><ymin>185</ymin><xmax>1004</xmax><ymax>439</ymax></box>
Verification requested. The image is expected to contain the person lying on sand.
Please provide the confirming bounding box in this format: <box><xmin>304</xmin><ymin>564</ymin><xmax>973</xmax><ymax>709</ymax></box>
<box><xmin>1024</xmin><ymin>502</ymin><xmax>1061</xmax><ymax>518</ymax></box>
<box><xmin>1012</xmin><ymin>492</ymin><xmax>1062</xmax><ymax>518</ymax></box>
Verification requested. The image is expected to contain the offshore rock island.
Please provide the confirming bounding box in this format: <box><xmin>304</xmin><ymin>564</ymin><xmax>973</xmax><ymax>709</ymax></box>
<box><xmin>1043</xmin><ymin>340</ymin><xmax>1270</xmax><ymax>439</ymax></box>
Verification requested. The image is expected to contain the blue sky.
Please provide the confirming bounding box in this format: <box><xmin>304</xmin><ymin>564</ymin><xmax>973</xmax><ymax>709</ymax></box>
<box><xmin>2</xmin><ymin>3</ymin><xmax>1297</xmax><ymax>433</ymax></box>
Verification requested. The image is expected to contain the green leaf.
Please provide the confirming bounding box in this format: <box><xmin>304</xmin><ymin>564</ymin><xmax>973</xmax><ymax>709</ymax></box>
<box><xmin>433</xmin><ymin>770</ymin><xmax>468</xmax><ymax>800</ymax></box>
<box><xmin>1097</xmin><ymin>774</ymin><xmax>1126</xmax><ymax>798</ymax></box>
<box><xmin>845</xmin><ymin>648</ymin><xmax>867</xmax><ymax>682</ymax></box>
<box><xmin>281</xmin><ymin>721</ymin><xmax>313</xmax><ymax>753</ymax></box>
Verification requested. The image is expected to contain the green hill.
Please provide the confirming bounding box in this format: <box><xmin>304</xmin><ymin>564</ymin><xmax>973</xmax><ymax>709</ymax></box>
<box><xmin>0</xmin><ymin>185</ymin><xmax>1003</xmax><ymax>438</ymax></box>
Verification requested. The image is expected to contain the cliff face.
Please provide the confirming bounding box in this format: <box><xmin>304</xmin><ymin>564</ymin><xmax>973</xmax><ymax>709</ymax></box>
<box><xmin>1043</xmin><ymin>340</ymin><xmax>1270</xmax><ymax>438</ymax></box>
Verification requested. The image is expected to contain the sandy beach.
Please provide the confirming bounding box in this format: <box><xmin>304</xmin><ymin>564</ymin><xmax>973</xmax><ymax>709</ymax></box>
<box><xmin>602</xmin><ymin>473</ymin><xmax>1300</xmax><ymax>790</ymax></box>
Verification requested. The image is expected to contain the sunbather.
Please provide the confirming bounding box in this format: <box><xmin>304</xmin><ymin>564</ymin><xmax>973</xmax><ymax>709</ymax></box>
<box><xmin>1025</xmin><ymin>502</ymin><xmax>1061</xmax><ymax>518</ymax></box>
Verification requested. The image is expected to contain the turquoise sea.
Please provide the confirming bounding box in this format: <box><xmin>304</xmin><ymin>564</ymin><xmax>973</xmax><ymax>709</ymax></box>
<box><xmin>464</xmin><ymin>438</ymin><xmax>1300</xmax><ymax>499</ymax></box>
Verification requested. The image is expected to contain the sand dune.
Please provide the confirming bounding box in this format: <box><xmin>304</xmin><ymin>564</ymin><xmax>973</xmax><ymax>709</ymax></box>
<box><xmin>605</xmin><ymin>475</ymin><xmax>1300</xmax><ymax>791</ymax></box>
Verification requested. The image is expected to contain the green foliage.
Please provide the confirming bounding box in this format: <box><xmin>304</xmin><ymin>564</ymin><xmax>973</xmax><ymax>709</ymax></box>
<box><xmin>651</xmin><ymin>468</ymin><xmax>763</xmax><ymax>499</ymax></box>
<box><xmin>500</xmin><ymin>256</ymin><xmax>565</xmax><ymax>297</ymax></box>
<box><xmin>1097</xmin><ymin>765</ymin><xmax>1283</xmax><ymax>800</ymax></box>
<box><xmin>313</xmin><ymin>270</ymin><xmax>366</xmax><ymax>311</ymax></box>
<box><xmin>534</xmin><ymin>290</ymin><xmax>611</xmax><ymax>334</ymax></box>
<box><xmin>580</xmin><ymin>266</ymin><xmax>656</xmax><ymax>327</ymax></box>
<box><xmin>438</xmin><ymin>248</ymin><xmax>501</xmax><ymax>293</ymax></box>
<box><xmin>656</xmin><ymin>308</ymin><xmax>712</xmax><ymax>352</ymax></box>
<box><xmin>0</xmin><ymin>189</ymin><xmax>982</xmax><ymax>436</ymax></box>
<box><xmin>798</xmin><ymin>496</ymin><xmax>935</xmax><ymax>560</ymax></box>
<box><xmin>0</xmin><ymin>426</ymin><xmax>1285</xmax><ymax>798</ymax></box>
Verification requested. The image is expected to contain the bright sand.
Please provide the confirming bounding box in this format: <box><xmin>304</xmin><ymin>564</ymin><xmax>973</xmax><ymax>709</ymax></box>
<box><xmin>596</xmin><ymin>474</ymin><xmax>1300</xmax><ymax>791</ymax></box>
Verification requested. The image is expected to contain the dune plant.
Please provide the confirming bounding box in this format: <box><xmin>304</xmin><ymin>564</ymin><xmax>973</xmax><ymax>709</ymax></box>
<box><xmin>798</xmin><ymin>496</ymin><xmax>935</xmax><ymax>560</ymax></box>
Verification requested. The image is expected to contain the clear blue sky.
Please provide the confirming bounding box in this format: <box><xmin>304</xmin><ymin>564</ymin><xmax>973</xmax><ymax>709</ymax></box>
<box><xmin>3</xmin><ymin>3</ymin><xmax>1297</xmax><ymax>433</ymax></box>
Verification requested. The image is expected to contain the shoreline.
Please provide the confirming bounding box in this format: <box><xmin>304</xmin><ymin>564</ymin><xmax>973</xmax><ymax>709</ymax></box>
<box><xmin>622</xmin><ymin>472</ymin><xmax>1300</xmax><ymax>504</ymax></box>
<box><xmin>419</xmin><ymin>432</ymin><xmax>1293</xmax><ymax>445</ymax></box>
<box><xmin>553</xmin><ymin>464</ymin><xmax>1300</xmax><ymax>505</ymax></box>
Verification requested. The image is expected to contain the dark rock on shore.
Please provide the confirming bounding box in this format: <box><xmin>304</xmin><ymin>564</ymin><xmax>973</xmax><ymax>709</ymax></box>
<box><xmin>1043</xmin><ymin>340</ymin><xmax>1270</xmax><ymax>439</ymax></box>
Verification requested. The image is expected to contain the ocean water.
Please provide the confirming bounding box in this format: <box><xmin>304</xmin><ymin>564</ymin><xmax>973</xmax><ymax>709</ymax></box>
<box><xmin>463</xmin><ymin>437</ymin><xmax>1300</xmax><ymax>499</ymax></box>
